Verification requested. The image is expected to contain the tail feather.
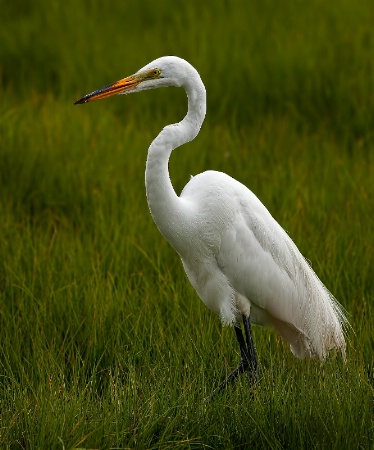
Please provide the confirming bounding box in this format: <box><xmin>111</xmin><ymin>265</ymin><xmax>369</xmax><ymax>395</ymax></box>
<box><xmin>272</xmin><ymin>282</ymin><xmax>348</xmax><ymax>361</ymax></box>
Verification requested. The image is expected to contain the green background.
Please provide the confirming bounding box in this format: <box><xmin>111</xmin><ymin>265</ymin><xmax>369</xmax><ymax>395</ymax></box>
<box><xmin>0</xmin><ymin>0</ymin><xmax>373</xmax><ymax>448</ymax></box>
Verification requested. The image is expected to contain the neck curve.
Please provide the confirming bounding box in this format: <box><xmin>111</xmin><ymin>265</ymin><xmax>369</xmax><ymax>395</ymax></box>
<box><xmin>145</xmin><ymin>71</ymin><xmax>206</xmax><ymax>251</ymax></box>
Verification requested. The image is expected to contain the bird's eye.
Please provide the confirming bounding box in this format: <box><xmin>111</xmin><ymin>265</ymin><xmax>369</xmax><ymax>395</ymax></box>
<box><xmin>143</xmin><ymin>68</ymin><xmax>161</xmax><ymax>81</ymax></box>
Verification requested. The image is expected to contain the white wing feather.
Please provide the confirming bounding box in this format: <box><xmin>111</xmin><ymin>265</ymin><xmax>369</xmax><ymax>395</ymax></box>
<box><xmin>179</xmin><ymin>170</ymin><xmax>347</xmax><ymax>361</ymax></box>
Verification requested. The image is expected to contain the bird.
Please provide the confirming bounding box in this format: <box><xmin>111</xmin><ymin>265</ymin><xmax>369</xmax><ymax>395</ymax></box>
<box><xmin>74</xmin><ymin>56</ymin><xmax>348</xmax><ymax>400</ymax></box>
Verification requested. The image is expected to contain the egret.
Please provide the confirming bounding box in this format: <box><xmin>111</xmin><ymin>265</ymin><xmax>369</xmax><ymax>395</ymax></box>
<box><xmin>75</xmin><ymin>56</ymin><xmax>348</xmax><ymax>400</ymax></box>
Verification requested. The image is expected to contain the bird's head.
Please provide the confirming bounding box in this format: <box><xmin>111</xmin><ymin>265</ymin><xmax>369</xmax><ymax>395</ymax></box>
<box><xmin>74</xmin><ymin>56</ymin><xmax>193</xmax><ymax>105</ymax></box>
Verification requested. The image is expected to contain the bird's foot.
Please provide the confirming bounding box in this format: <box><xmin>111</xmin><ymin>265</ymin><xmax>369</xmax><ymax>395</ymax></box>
<box><xmin>204</xmin><ymin>358</ymin><xmax>258</xmax><ymax>404</ymax></box>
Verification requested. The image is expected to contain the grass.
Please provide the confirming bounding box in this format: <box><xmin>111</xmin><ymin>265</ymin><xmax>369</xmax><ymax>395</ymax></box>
<box><xmin>0</xmin><ymin>0</ymin><xmax>373</xmax><ymax>448</ymax></box>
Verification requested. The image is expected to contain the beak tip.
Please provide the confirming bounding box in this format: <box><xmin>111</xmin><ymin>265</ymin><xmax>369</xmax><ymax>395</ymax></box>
<box><xmin>74</xmin><ymin>97</ymin><xmax>87</xmax><ymax>105</ymax></box>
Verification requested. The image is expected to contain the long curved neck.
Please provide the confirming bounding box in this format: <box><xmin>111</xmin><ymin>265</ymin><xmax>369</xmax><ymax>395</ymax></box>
<box><xmin>145</xmin><ymin>77</ymin><xmax>206</xmax><ymax>251</ymax></box>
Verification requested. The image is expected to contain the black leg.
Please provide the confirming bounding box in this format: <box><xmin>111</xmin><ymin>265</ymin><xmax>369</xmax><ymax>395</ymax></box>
<box><xmin>204</xmin><ymin>314</ymin><xmax>258</xmax><ymax>403</ymax></box>
<box><xmin>234</xmin><ymin>325</ymin><xmax>250</xmax><ymax>364</ymax></box>
<box><xmin>242</xmin><ymin>314</ymin><xmax>259</xmax><ymax>381</ymax></box>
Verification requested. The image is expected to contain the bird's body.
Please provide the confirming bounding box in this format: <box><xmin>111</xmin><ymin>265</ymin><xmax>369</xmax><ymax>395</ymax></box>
<box><xmin>153</xmin><ymin>165</ymin><xmax>345</xmax><ymax>361</ymax></box>
<box><xmin>75</xmin><ymin>56</ymin><xmax>347</xmax><ymax>397</ymax></box>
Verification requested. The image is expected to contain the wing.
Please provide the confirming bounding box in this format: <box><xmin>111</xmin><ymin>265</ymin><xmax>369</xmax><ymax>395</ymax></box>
<box><xmin>216</xmin><ymin>184</ymin><xmax>347</xmax><ymax>360</ymax></box>
<box><xmin>180</xmin><ymin>170</ymin><xmax>346</xmax><ymax>360</ymax></box>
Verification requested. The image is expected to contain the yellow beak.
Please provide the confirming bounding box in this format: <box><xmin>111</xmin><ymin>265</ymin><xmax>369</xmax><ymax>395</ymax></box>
<box><xmin>74</xmin><ymin>68</ymin><xmax>161</xmax><ymax>105</ymax></box>
<box><xmin>74</xmin><ymin>74</ymin><xmax>142</xmax><ymax>105</ymax></box>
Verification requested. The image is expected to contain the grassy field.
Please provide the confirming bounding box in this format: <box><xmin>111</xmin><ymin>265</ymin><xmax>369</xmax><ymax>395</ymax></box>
<box><xmin>0</xmin><ymin>0</ymin><xmax>373</xmax><ymax>448</ymax></box>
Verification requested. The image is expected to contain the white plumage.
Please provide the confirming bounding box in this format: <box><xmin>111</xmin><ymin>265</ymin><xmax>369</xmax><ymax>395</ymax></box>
<box><xmin>179</xmin><ymin>170</ymin><xmax>347</xmax><ymax>360</ymax></box>
<box><xmin>75</xmin><ymin>56</ymin><xmax>347</xmax><ymax>395</ymax></box>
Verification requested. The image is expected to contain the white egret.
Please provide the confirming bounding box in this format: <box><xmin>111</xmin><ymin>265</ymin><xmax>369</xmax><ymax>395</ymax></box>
<box><xmin>75</xmin><ymin>56</ymin><xmax>348</xmax><ymax>400</ymax></box>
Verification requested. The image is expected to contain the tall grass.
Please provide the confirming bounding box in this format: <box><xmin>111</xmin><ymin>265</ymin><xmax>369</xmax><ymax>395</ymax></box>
<box><xmin>0</xmin><ymin>0</ymin><xmax>373</xmax><ymax>448</ymax></box>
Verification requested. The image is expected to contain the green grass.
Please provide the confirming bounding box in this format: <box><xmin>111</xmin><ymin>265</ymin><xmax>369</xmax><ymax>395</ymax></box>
<box><xmin>0</xmin><ymin>0</ymin><xmax>373</xmax><ymax>448</ymax></box>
